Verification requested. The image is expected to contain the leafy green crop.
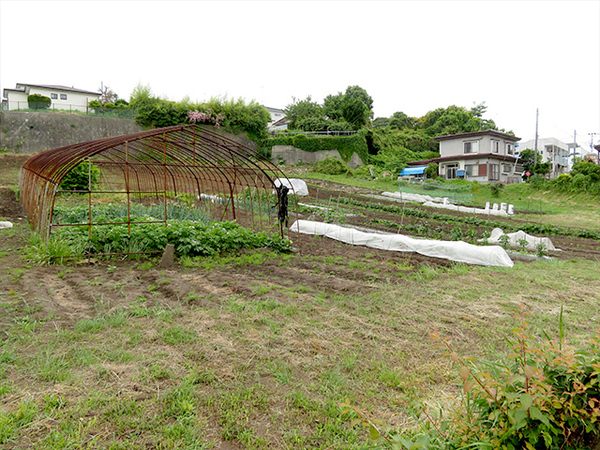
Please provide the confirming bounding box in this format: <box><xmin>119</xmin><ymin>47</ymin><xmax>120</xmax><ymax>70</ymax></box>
<box><xmin>29</xmin><ymin>203</ymin><xmax>292</xmax><ymax>263</ymax></box>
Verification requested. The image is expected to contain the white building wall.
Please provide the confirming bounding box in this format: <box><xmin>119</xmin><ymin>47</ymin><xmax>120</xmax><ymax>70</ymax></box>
<box><xmin>6</xmin><ymin>85</ymin><xmax>100</xmax><ymax>112</ymax></box>
<box><xmin>4</xmin><ymin>91</ymin><xmax>28</xmax><ymax>110</ymax></box>
<box><xmin>440</xmin><ymin>135</ymin><xmax>516</xmax><ymax>158</ymax></box>
<box><xmin>265</xmin><ymin>107</ymin><xmax>285</xmax><ymax>127</ymax></box>
<box><xmin>518</xmin><ymin>137</ymin><xmax>570</xmax><ymax>177</ymax></box>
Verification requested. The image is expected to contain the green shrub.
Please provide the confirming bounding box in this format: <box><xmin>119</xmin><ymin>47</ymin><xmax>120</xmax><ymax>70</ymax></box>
<box><xmin>314</xmin><ymin>158</ymin><xmax>349</xmax><ymax>175</ymax></box>
<box><xmin>59</xmin><ymin>162</ymin><xmax>101</xmax><ymax>192</ymax></box>
<box><xmin>260</xmin><ymin>130</ymin><xmax>369</xmax><ymax>163</ymax></box>
<box><xmin>353</xmin><ymin>165</ymin><xmax>377</xmax><ymax>178</ymax></box>
<box><xmin>489</xmin><ymin>182</ymin><xmax>505</xmax><ymax>197</ymax></box>
<box><xmin>27</xmin><ymin>94</ymin><xmax>51</xmax><ymax>110</ymax></box>
<box><xmin>425</xmin><ymin>163</ymin><xmax>439</xmax><ymax>179</ymax></box>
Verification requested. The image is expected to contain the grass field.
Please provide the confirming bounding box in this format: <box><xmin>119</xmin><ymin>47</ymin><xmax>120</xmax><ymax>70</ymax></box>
<box><xmin>1</xmin><ymin>154</ymin><xmax>600</xmax><ymax>449</ymax></box>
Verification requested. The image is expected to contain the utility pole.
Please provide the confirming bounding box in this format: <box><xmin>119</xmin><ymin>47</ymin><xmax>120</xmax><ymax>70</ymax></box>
<box><xmin>533</xmin><ymin>108</ymin><xmax>539</xmax><ymax>167</ymax></box>
<box><xmin>590</xmin><ymin>132</ymin><xmax>599</xmax><ymax>163</ymax></box>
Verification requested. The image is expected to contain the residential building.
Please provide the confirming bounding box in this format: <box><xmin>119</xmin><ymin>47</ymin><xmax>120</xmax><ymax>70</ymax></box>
<box><xmin>264</xmin><ymin>106</ymin><xmax>287</xmax><ymax>131</ymax></box>
<box><xmin>517</xmin><ymin>137</ymin><xmax>570</xmax><ymax>178</ymax></box>
<box><xmin>407</xmin><ymin>130</ymin><xmax>522</xmax><ymax>184</ymax></box>
<box><xmin>2</xmin><ymin>83</ymin><xmax>100</xmax><ymax>112</ymax></box>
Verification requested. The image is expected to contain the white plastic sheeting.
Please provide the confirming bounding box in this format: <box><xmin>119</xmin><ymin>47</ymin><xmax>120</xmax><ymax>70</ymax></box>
<box><xmin>0</xmin><ymin>221</ymin><xmax>13</xmax><ymax>229</ymax></box>
<box><xmin>481</xmin><ymin>228</ymin><xmax>558</xmax><ymax>252</ymax></box>
<box><xmin>380</xmin><ymin>192</ymin><xmax>513</xmax><ymax>217</ymax></box>
<box><xmin>380</xmin><ymin>191</ymin><xmax>444</xmax><ymax>204</ymax></box>
<box><xmin>422</xmin><ymin>201</ymin><xmax>511</xmax><ymax>217</ymax></box>
<box><xmin>291</xmin><ymin>220</ymin><xmax>514</xmax><ymax>267</ymax></box>
<box><xmin>274</xmin><ymin>178</ymin><xmax>309</xmax><ymax>196</ymax></box>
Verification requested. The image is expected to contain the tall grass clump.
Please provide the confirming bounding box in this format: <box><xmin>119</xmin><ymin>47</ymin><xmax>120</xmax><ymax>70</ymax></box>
<box><xmin>22</xmin><ymin>233</ymin><xmax>82</xmax><ymax>265</ymax></box>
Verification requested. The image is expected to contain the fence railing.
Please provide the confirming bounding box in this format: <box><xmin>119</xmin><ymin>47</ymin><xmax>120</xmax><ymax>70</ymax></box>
<box><xmin>1</xmin><ymin>101</ymin><xmax>136</xmax><ymax>119</ymax></box>
<box><xmin>270</xmin><ymin>130</ymin><xmax>357</xmax><ymax>138</ymax></box>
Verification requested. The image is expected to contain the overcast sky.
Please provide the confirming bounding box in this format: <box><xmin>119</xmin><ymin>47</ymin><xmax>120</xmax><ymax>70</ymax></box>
<box><xmin>1</xmin><ymin>0</ymin><xmax>599</xmax><ymax>153</ymax></box>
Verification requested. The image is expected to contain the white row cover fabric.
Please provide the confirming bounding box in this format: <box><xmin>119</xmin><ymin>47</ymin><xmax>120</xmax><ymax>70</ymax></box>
<box><xmin>0</xmin><ymin>221</ymin><xmax>13</xmax><ymax>229</ymax></box>
<box><xmin>481</xmin><ymin>228</ymin><xmax>557</xmax><ymax>252</ymax></box>
<box><xmin>380</xmin><ymin>192</ymin><xmax>512</xmax><ymax>217</ymax></box>
<box><xmin>291</xmin><ymin>220</ymin><xmax>514</xmax><ymax>267</ymax></box>
<box><xmin>274</xmin><ymin>178</ymin><xmax>309</xmax><ymax>196</ymax></box>
<box><xmin>422</xmin><ymin>201</ymin><xmax>511</xmax><ymax>217</ymax></box>
<box><xmin>381</xmin><ymin>191</ymin><xmax>444</xmax><ymax>204</ymax></box>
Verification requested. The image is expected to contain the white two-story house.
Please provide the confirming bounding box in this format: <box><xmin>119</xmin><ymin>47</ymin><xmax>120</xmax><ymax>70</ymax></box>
<box><xmin>408</xmin><ymin>130</ymin><xmax>523</xmax><ymax>184</ymax></box>
<box><xmin>517</xmin><ymin>137</ymin><xmax>570</xmax><ymax>178</ymax></box>
<box><xmin>2</xmin><ymin>83</ymin><xmax>100</xmax><ymax>112</ymax></box>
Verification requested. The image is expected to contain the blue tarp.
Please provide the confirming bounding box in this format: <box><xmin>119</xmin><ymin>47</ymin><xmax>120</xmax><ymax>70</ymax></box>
<box><xmin>400</xmin><ymin>166</ymin><xmax>428</xmax><ymax>176</ymax></box>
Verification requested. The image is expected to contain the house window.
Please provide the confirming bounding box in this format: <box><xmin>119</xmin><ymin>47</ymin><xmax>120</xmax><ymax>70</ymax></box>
<box><xmin>51</xmin><ymin>93</ymin><xmax>58</xmax><ymax>99</ymax></box>
<box><xmin>502</xmin><ymin>164</ymin><xmax>512</xmax><ymax>173</ymax></box>
<box><xmin>465</xmin><ymin>164</ymin><xmax>479</xmax><ymax>177</ymax></box>
<box><xmin>506</xmin><ymin>143</ymin><xmax>514</xmax><ymax>155</ymax></box>
<box><xmin>491</xmin><ymin>140</ymin><xmax>500</xmax><ymax>153</ymax></box>
<box><xmin>445</xmin><ymin>163</ymin><xmax>459</xmax><ymax>179</ymax></box>
<box><xmin>60</xmin><ymin>94</ymin><xmax>67</xmax><ymax>100</ymax></box>
<box><xmin>464</xmin><ymin>141</ymin><xmax>479</xmax><ymax>154</ymax></box>
<box><xmin>490</xmin><ymin>164</ymin><xmax>499</xmax><ymax>181</ymax></box>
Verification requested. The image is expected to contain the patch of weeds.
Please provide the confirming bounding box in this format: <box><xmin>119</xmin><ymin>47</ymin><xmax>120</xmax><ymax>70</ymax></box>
<box><xmin>57</xmin><ymin>268</ymin><xmax>72</xmax><ymax>278</ymax></box>
<box><xmin>161</xmin><ymin>325</ymin><xmax>198</xmax><ymax>345</ymax></box>
<box><xmin>137</xmin><ymin>260</ymin><xmax>154</xmax><ymax>270</ymax></box>
<box><xmin>103</xmin><ymin>397</ymin><xmax>142</xmax><ymax>418</ymax></box>
<box><xmin>74</xmin><ymin>309</ymin><xmax>129</xmax><ymax>333</ymax></box>
<box><xmin>187</xmin><ymin>368</ymin><xmax>217</xmax><ymax>385</ymax></box>
<box><xmin>498</xmin><ymin>233</ymin><xmax>511</xmax><ymax>250</ymax></box>
<box><xmin>163</xmin><ymin>381</ymin><xmax>198</xmax><ymax>421</ymax></box>
<box><xmin>408</xmin><ymin>265</ymin><xmax>443</xmax><ymax>282</ymax></box>
<box><xmin>0</xmin><ymin>382</ymin><xmax>14</xmax><ymax>397</ymax></box>
<box><xmin>318</xmin><ymin>366</ymin><xmax>349</xmax><ymax>396</ymax></box>
<box><xmin>536</xmin><ymin>241</ymin><xmax>548</xmax><ymax>257</ymax></box>
<box><xmin>101</xmin><ymin>348</ymin><xmax>135</xmax><ymax>363</ymax></box>
<box><xmin>9</xmin><ymin>268</ymin><xmax>25</xmax><ymax>281</ymax></box>
<box><xmin>37</xmin><ymin>350</ymin><xmax>72</xmax><ymax>382</ymax></box>
<box><xmin>43</xmin><ymin>393</ymin><xmax>67</xmax><ymax>412</ymax></box>
<box><xmin>12</xmin><ymin>315</ymin><xmax>43</xmax><ymax>333</ymax></box>
<box><xmin>267</xmin><ymin>359</ymin><xmax>293</xmax><ymax>385</ymax></box>
<box><xmin>518</xmin><ymin>238</ymin><xmax>529</xmax><ymax>253</ymax></box>
<box><xmin>65</xmin><ymin>347</ymin><xmax>98</xmax><ymax>367</ymax></box>
<box><xmin>250</xmin><ymin>283</ymin><xmax>271</xmax><ymax>296</ymax></box>
<box><xmin>0</xmin><ymin>399</ymin><xmax>37</xmax><ymax>445</ymax></box>
<box><xmin>125</xmin><ymin>329</ymin><xmax>143</xmax><ymax>347</ymax></box>
<box><xmin>148</xmin><ymin>363</ymin><xmax>172</xmax><ymax>380</ymax></box>
<box><xmin>218</xmin><ymin>384</ymin><xmax>270</xmax><ymax>447</ymax></box>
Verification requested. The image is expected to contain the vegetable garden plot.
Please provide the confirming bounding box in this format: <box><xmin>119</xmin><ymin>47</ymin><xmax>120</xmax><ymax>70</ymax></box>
<box><xmin>19</xmin><ymin>124</ymin><xmax>296</xmax><ymax>258</ymax></box>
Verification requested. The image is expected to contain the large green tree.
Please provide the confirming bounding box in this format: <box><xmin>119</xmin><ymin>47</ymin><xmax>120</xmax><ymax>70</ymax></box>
<box><xmin>388</xmin><ymin>111</ymin><xmax>416</xmax><ymax>130</ymax></box>
<box><xmin>418</xmin><ymin>105</ymin><xmax>496</xmax><ymax>136</ymax></box>
<box><xmin>283</xmin><ymin>96</ymin><xmax>324</xmax><ymax>130</ymax></box>
<box><xmin>286</xmin><ymin>85</ymin><xmax>374</xmax><ymax>131</ymax></box>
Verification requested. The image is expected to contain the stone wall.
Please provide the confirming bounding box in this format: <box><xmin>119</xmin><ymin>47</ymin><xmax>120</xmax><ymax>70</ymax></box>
<box><xmin>0</xmin><ymin>111</ymin><xmax>143</xmax><ymax>153</ymax></box>
<box><xmin>271</xmin><ymin>145</ymin><xmax>363</xmax><ymax>168</ymax></box>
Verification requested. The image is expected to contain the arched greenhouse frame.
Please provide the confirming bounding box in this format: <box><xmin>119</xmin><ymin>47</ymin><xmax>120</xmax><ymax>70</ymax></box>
<box><xmin>19</xmin><ymin>124</ymin><xmax>297</xmax><ymax>258</ymax></box>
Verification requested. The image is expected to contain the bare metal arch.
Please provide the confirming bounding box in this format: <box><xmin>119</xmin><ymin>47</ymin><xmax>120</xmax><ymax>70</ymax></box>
<box><xmin>20</xmin><ymin>124</ymin><xmax>295</xmax><ymax>256</ymax></box>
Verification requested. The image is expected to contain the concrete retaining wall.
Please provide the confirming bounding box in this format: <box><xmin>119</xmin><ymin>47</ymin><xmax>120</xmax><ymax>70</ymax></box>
<box><xmin>272</xmin><ymin>145</ymin><xmax>363</xmax><ymax>168</ymax></box>
<box><xmin>0</xmin><ymin>111</ymin><xmax>143</xmax><ymax>153</ymax></box>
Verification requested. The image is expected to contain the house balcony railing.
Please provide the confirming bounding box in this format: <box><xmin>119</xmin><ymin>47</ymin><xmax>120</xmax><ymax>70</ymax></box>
<box><xmin>1</xmin><ymin>101</ymin><xmax>136</xmax><ymax>119</ymax></box>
